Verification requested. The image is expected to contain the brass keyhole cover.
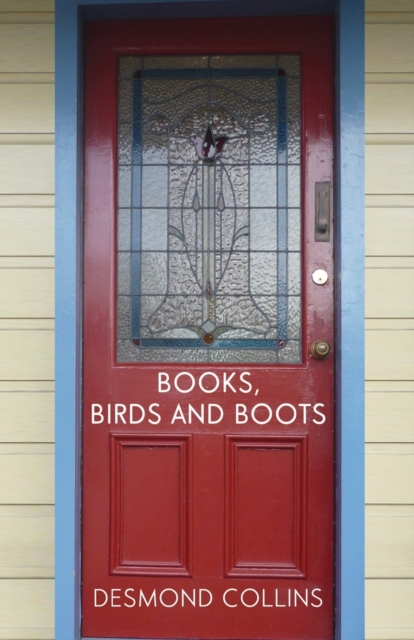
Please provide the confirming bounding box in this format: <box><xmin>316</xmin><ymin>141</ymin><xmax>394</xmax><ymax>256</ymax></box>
<box><xmin>311</xmin><ymin>340</ymin><xmax>331</xmax><ymax>359</ymax></box>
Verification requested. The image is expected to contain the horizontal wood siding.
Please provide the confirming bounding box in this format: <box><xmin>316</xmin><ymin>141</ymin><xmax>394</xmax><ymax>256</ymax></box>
<box><xmin>0</xmin><ymin>1</ymin><xmax>413</xmax><ymax>638</ymax></box>
<box><xmin>365</xmin><ymin>4</ymin><xmax>414</xmax><ymax>638</ymax></box>
<box><xmin>0</xmin><ymin>2</ymin><xmax>54</xmax><ymax>638</ymax></box>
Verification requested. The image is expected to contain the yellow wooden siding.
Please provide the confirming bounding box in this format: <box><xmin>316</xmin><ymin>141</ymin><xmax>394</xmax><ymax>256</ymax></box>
<box><xmin>0</xmin><ymin>208</ymin><xmax>54</xmax><ymax>255</ymax></box>
<box><xmin>366</xmin><ymin>444</ymin><xmax>414</xmax><ymax>503</ymax></box>
<box><xmin>0</xmin><ymin>444</ymin><xmax>54</xmax><ymax>504</ymax></box>
<box><xmin>366</xmin><ymin>24</ymin><xmax>414</xmax><ymax>73</ymax></box>
<box><xmin>366</xmin><ymin>209</ymin><xmax>414</xmax><ymax>255</ymax></box>
<box><xmin>0</xmin><ymin>145</ymin><xmax>54</xmax><ymax>194</ymax></box>
<box><xmin>366</xmin><ymin>85</ymin><xmax>414</xmax><ymax>133</ymax></box>
<box><xmin>0</xmin><ymin>24</ymin><xmax>54</xmax><ymax>73</ymax></box>
<box><xmin>0</xmin><ymin>579</ymin><xmax>54</xmax><ymax>640</ymax></box>
<box><xmin>0</xmin><ymin>2</ymin><xmax>412</xmax><ymax>639</ymax></box>
<box><xmin>366</xmin><ymin>145</ymin><xmax>414</xmax><ymax>194</ymax></box>
<box><xmin>0</xmin><ymin>6</ymin><xmax>55</xmax><ymax>637</ymax></box>
<box><xmin>366</xmin><ymin>269</ymin><xmax>414</xmax><ymax>317</ymax></box>
<box><xmin>366</xmin><ymin>385</ymin><xmax>414</xmax><ymax>442</ymax></box>
<box><xmin>0</xmin><ymin>384</ymin><xmax>54</xmax><ymax>443</ymax></box>
<box><xmin>0</xmin><ymin>84</ymin><xmax>54</xmax><ymax>134</ymax></box>
<box><xmin>0</xmin><ymin>270</ymin><xmax>54</xmax><ymax>317</ymax></box>
<box><xmin>366</xmin><ymin>506</ymin><xmax>414</xmax><ymax>578</ymax></box>
<box><xmin>0</xmin><ymin>0</ymin><xmax>54</xmax><ymax>10</ymax></box>
<box><xmin>0</xmin><ymin>506</ymin><xmax>54</xmax><ymax>577</ymax></box>
<box><xmin>365</xmin><ymin>4</ymin><xmax>414</xmax><ymax>638</ymax></box>
<box><xmin>0</xmin><ymin>329</ymin><xmax>54</xmax><ymax>380</ymax></box>
<box><xmin>366</xmin><ymin>580</ymin><xmax>414</xmax><ymax>640</ymax></box>
<box><xmin>366</xmin><ymin>322</ymin><xmax>414</xmax><ymax>380</ymax></box>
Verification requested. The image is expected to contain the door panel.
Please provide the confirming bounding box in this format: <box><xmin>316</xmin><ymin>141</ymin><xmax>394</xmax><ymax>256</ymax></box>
<box><xmin>83</xmin><ymin>17</ymin><xmax>334</xmax><ymax>639</ymax></box>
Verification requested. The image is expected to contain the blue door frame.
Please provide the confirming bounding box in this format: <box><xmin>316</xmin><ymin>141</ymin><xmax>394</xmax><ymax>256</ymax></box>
<box><xmin>55</xmin><ymin>1</ymin><xmax>364</xmax><ymax>637</ymax></box>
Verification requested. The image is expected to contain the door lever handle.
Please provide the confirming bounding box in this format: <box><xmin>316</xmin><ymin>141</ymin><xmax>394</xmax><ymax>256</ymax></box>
<box><xmin>315</xmin><ymin>182</ymin><xmax>330</xmax><ymax>241</ymax></box>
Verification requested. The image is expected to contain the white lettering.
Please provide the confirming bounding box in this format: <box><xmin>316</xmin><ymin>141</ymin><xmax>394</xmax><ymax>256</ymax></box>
<box><xmin>111</xmin><ymin>588</ymin><xmax>122</xmax><ymax>607</ymax></box>
<box><xmin>148</xmin><ymin>403</ymin><xmax>161</xmax><ymax>425</ymax></box>
<box><xmin>114</xmin><ymin>404</ymin><xmax>127</xmax><ymax>424</ymax></box>
<box><xmin>276</xmin><ymin>403</ymin><xmax>297</xmax><ymax>424</ymax></box>
<box><xmin>236</xmin><ymin>404</ymin><xmax>248</xmax><ymax>424</ymax></box>
<box><xmin>208</xmin><ymin>403</ymin><xmax>224</xmax><ymax>424</ymax></box>
<box><xmin>94</xmin><ymin>588</ymin><xmax>108</xmax><ymax>607</ymax></box>
<box><xmin>275</xmin><ymin>589</ymin><xmax>286</xmax><ymax>607</ymax></box>
<box><xmin>158</xmin><ymin>372</ymin><xmax>170</xmax><ymax>393</ymax></box>
<box><xmin>294</xmin><ymin>589</ymin><xmax>308</xmax><ymax>607</ymax></box>
<box><xmin>159</xmin><ymin>588</ymin><xmax>179</xmax><ymax>608</ymax></box>
<box><xmin>174</xmin><ymin>372</ymin><xmax>195</xmax><ymax>393</ymax></box>
<box><xmin>199</xmin><ymin>372</ymin><xmax>220</xmax><ymax>393</ymax></box>
<box><xmin>171</xmin><ymin>404</ymin><xmax>187</xmax><ymax>424</ymax></box>
<box><xmin>311</xmin><ymin>588</ymin><xmax>323</xmax><ymax>607</ymax></box>
<box><xmin>223</xmin><ymin>588</ymin><xmax>238</xmax><ymax>607</ymax></box>
<box><xmin>91</xmin><ymin>404</ymin><xmax>104</xmax><ymax>424</ymax></box>
<box><xmin>252</xmin><ymin>403</ymin><xmax>272</xmax><ymax>425</ymax></box>
<box><xmin>223</xmin><ymin>372</ymin><xmax>237</xmax><ymax>393</ymax></box>
<box><xmin>129</xmin><ymin>404</ymin><xmax>145</xmax><ymax>424</ymax></box>
<box><xmin>241</xmin><ymin>588</ymin><xmax>260</xmax><ymax>608</ymax></box>
<box><xmin>239</xmin><ymin>372</ymin><xmax>252</xmax><ymax>393</ymax></box>
<box><xmin>181</xmin><ymin>589</ymin><xmax>196</xmax><ymax>607</ymax></box>
<box><xmin>124</xmin><ymin>588</ymin><xmax>136</xmax><ymax>608</ymax></box>
<box><xmin>188</xmin><ymin>404</ymin><xmax>204</xmax><ymax>424</ymax></box>
<box><xmin>139</xmin><ymin>589</ymin><xmax>157</xmax><ymax>607</ymax></box>
<box><xmin>199</xmin><ymin>589</ymin><xmax>213</xmax><ymax>607</ymax></box>
<box><xmin>299</xmin><ymin>403</ymin><xmax>312</xmax><ymax>424</ymax></box>
<box><xmin>313</xmin><ymin>403</ymin><xmax>326</xmax><ymax>424</ymax></box>
<box><xmin>262</xmin><ymin>589</ymin><xmax>272</xmax><ymax>608</ymax></box>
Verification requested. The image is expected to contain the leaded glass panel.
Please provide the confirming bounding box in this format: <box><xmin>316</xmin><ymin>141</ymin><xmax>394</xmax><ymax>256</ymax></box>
<box><xmin>117</xmin><ymin>55</ymin><xmax>301</xmax><ymax>363</ymax></box>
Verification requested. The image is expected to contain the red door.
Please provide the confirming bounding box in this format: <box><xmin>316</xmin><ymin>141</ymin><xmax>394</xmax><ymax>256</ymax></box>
<box><xmin>83</xmin><ymin>17</ymin><xmax>334</xmax><ymax>639</ymax></box>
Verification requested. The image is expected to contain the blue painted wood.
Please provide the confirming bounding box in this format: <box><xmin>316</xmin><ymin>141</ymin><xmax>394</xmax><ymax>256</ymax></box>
<box><xmin>335</xmin><ymin>0</ymin><xmax>365</xmax><ymax>638</ymax></box>
<box><xmin>55</xmin><ymin>0</ymin><xmax>81</xmax><ymax>638</ymax></box>
<box><xmin>55</xmin><ymin>0</ymin><xmax>365</xmax><ymax>638</ymax></box>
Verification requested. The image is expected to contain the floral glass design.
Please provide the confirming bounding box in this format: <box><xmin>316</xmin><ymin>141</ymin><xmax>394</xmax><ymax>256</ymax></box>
<box><xmin>117</xmin><ymin>55</ymin><xmax>301</xmax><ymax>363</ymax></box>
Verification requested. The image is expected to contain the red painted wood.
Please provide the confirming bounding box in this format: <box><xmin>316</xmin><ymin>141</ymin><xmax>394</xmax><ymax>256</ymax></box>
<box><xmin>83</xmin><ymin>16</ymin><xmax>334</xmax><ymax>639</ymax></box>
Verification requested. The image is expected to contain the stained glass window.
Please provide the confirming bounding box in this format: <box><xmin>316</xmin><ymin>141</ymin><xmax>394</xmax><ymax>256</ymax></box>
<box><xmin>117</xmin><ymin>55</ymin><xmax>301</xmax><ymax>363</ymax></box>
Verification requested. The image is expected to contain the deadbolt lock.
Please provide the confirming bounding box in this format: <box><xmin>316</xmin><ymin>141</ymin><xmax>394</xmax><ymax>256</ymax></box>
<box><xmin>311</xmin><ymin>340</ymin><xmax>331</xmax><ymax>359</ymax></box>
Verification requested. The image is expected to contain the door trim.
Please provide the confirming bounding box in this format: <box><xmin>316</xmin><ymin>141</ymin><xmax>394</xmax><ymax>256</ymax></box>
<box><xmin>55</xmin><ymin>1</ymin><xmax>364</xmax><ymax>638</ymax></box>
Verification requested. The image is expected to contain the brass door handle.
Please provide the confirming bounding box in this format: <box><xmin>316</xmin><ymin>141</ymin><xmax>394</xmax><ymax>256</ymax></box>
<box><xmin>311</xmin><ymin>340</ymin><xmax>331</xmax><ymax>359</ymax></box>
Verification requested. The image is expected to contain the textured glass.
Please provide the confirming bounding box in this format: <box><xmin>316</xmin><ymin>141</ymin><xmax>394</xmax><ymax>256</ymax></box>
<box><xmin>118</xmin><ymin>296</ymin><xmax>131</xmax><ymax>338</ymax></box>
<box><xmin>144</xmin><ymin>56</ymin><xmax>209</xmax><ymax>69</ymax></box>
<box><xmin>288</xmin><ymin>79</ymin><xmax>301</xmax><ymax>120</ymax></box>
<box><xmin>140</xmin><ymin>348</ymin><xmax>208</xmax><ymax>362</ymax></box>
<box><xmin>288</xmin><ymin>120</ymin><xmax>300</xmax><ymax>164</ymax></box>
<box><xmin>210</xmin><ymin>55</ymin><xmax>276</xmax><ymax>68</ymax></box>
<box><xmin>141</xmin><ymin>209</ymin><xmax>168</xmax><ymax>250</ymax></box>
<box><xmin>118</xmin><ymin>166</ymin><xmax>132</xmax><ymax>208</ymax></box>
<box><xmin>278</xmin><ymin>55</ymin><xmax>300</xmax><ymax>77</ymax></box>
<box><xmin>250</xmin><ymin>210</ymin><xmax>277</xmax><ymax>250</ymax></box>
<box><xmin>117</xmin><ymin>55</ymin><xmax>302</xmax><ymax>363</ymax></box>
<box><xmin>288</xmin><ymin>165</ymin><xmax>300</xmax><ymax>208</ymax></box>
<box><xmin>288</xmin><ymin>296</ymin><xmax>301</xmax><ymax>340</ymax></box>
<box><xmin>118</xmin><ymin>209</ymin><xmax>131</xmax><ymax>251</ymax></box>
<box><xmin>120</xmin><ymin>57</ymin><xmax>142</xmax><ymax>78</ymax></box>
<box><xmin>288</xmin><ymin>209</ymin><xmax>300</xmax><ymax>251</ymax></box>
<box><xmin>288</xmin><ymin>252</ymin><xmax>301</xmax><ymax>295</ymax></box>
<box><xmin>210</xmin><ymin>349</ymin><xmax>278</xmax><ymax>363</ymax></box>
<box><xmin>141</xmin><ymin>252</ymin><xmax>167</xmax><ymax>294</ymax></box>
<box><xmin>250</xmin><ymin>166</ymin><xmax>277</xmax><ymax>207</ymax></box>
<box><xmin>119</xmin><ymin>125</ymin><xmax>132</xmax><ymax>165</ymax></box>
<box><xmin>278</xmin><ymin>340</ymin><xmax>300</xmax><ymax>363</ymax></box>
<box><xmin>118</xmin><ymin>253</ymin><xmax>130</xmax><ymax>295</ymax></box>
<box><xmin>118</xmin><ymin>81</ymin><xmax>133</xmax><ymax>122</ymax></box>
<box><xmin>141</xmin><ymin>166</ymin><xmax>168</xmax><ymax>207</ymax></box>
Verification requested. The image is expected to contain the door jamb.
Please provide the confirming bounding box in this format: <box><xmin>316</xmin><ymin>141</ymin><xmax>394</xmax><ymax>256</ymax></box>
<box><xmin>55</xmin><ymin>1</ymin><xmax>364</xmax><ymax>638</ymax></box>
